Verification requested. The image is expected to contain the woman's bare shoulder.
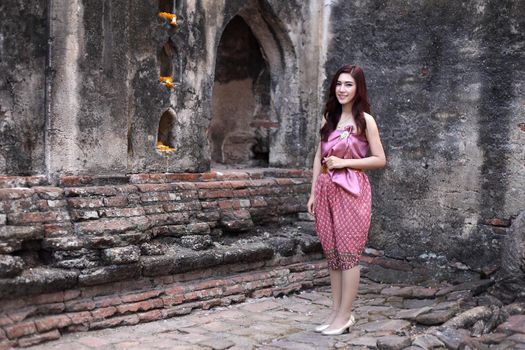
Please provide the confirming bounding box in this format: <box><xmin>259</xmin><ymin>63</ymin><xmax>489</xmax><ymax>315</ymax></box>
<box><xmin>363</xmin><ymin>112</ymin><xmax>378</xmax><ymax>127</ymax></box>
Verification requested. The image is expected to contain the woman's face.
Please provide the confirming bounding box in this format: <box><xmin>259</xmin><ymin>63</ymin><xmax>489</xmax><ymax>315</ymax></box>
<box><xmin>335</xmin><ymin>73</ymin><xmax>356</xmax><ymax>106</ymax></box>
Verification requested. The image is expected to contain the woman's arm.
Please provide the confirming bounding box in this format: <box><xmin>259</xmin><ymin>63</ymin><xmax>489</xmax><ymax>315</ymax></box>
<box><xmin>324</xmin><ymin>113</ymin><xmax>386</xmax><ymax>170</ymax></box>
<box><xmin>307</xmin><ymin>144</ymin><xmax>322</xmax><ymax>214</ymax></box>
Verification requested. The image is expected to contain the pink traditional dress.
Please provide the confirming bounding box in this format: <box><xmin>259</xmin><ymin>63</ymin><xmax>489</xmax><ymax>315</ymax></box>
<box><xmin>314</xmin><ymin>125</ymin><xmax>372</xmax><ymax>270</ymax></box>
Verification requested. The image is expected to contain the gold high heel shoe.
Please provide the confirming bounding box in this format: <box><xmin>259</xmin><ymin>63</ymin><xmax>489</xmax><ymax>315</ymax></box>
<box><xmin>314</xmin><ymin>324</ymin><xmax>330</xmax><ymax>332</ymax></box>
<box><xmin>321</xmin><ymin>314</ymin><xmax>356</xmax><ymax>335</ymax></box>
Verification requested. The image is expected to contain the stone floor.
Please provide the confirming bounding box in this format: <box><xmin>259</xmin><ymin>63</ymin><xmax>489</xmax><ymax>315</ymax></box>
<box><xmin>23</xmin><ymin>277</ymin><xmax>525</xmax><ymax>350</ymax></box>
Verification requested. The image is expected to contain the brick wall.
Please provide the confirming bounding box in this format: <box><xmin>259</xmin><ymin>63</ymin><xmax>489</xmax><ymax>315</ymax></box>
<box><xmin>0</xmin><ymin>168</ymin><xmax>329</xmax><ymax>347</ymax></box>
<box><xmin>0</xmin><ymin>169</ymin><xmax>316</xmax><ymax>297</ymax></box>
<box><xmin>0</xmin><ymin>258</ymin><xmax>328</xmax><ymax>348</ymax></box>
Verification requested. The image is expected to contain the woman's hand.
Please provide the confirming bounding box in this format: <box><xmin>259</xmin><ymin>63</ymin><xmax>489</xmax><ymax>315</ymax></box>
<box><xmin>307</xmin><ymin>194</ymin><xmax>315</xmax><ymax>215</ymax></box>
<box><xmin>323</xmin><ymin>156</ymin><xmax>348</xmax><ymax>170</ymax></box>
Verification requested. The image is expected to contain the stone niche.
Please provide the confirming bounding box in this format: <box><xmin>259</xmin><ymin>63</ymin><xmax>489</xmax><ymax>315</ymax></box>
<box><xmin>209</xmin><ymin>15</ymin><xmax>275</xmax><ymax>167</ymax></box>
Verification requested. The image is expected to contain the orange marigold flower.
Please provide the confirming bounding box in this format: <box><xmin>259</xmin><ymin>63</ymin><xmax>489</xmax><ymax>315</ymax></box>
<box><xmin>158</xmin><ymin>12</ymin><xmax>177</xmax><ymax>26</ymax></box>
<box><xmin>156</xmin><ymin>141</ymin><xmax>176</xmax><ymax>151</ymax></box>
<box><xmin>160</xmin><ymin>76</ymin><xmax>174</xmax><ymax>89</ymax></box>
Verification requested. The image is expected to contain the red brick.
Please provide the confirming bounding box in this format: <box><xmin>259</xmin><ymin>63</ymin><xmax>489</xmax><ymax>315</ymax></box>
<box><xmin>217</xmin><ymin>200</ymin><xmax>242</xmax><ymax>209</ymax></box>
<box><xmin>162</xmin><ymin>295</ymin><xmax>184</xmax><ymax>306</ymax></box>
<box><xmin>194</xmin><ymin>182</ymin><xmax>231</xmax><ymax>190</ymax></box>
<box><xmin>89</xmin><ymin>315</ymin><xmax>139</xmax><ymax>330</ymax></box>
<box><xmin>147</xmin><ymin>213</ymin><xmax>189</xmax><ymax>226</ymax></box>
<box><xmin>76</xmin><ymin>217</ymin><xmax>148</xmax><ymax>234</ymax></box>
<box><xmin>29</xmin><ymin>291</ymin><xmax>64</xmax><ymax>305</ymax></box>
<box><xmin>163</xmin><ymin>201</ymin><xmax>201</xmax><ymax>212</ymax></box>
<box><xmin>193</xmin><ymin>279</ymin><xmax>225</xmax><ymax>291</ymax></box>
<box><xmin>67</xmin><ymin>198</ymin><xmax>104</xmax><ymax>209</ymax></box>
<box><xmin>250</xmin><ymin>179</ymin><xmax>276</xmax><ymax>187</ymax></box>
<box><xmin>32</xmin><ymin>187</ymin><xmax>64</xmax><ymax>199</ymax></box>
<box><xmin>224</xmin><ymin>285</ymin><xmax>244</xmax><ymax>295</ymax></box>
<box><xmin>59</xmin><ymin>176</ymin><xmax>93</xmax><ymax>187</ymax></box>
<box><xmin>70</xmin><ymin>209</ymin><xmax>99</xmax><ymax>221</ymax></box>
<box><xmin>34</xmin><ymin>315</ymin><xmax>72</xmax><ymax>332</ymax></box>
<box><xmin>0</xmin><ymin>316</ymin><xmax>13</xmax><ymax>327</ymax></box>
<box><xmin>143</xmin><ymin>204</ymin><xmax>165</xmax><ymax>214</ymax></box>
<box><xmin>93</xmin><ymin>296</ymin><xmax>122</xmax><ymax>308</ymax></box>
<box><xmin>5</xmin><ymin>321</ymin><xmax>36</xmax><ymax>339</ymax></box>
<box><xmin>165</xmin><ymin>286</ymin><xmax>186</xmax><ymax>295</ymax></box>
<box><xmin>201</xmin><ymin>201</ymin><xmax>218</xmax><ymax>209</ymax></box>
<box><xmin>44</xmin><ymin>223</ymin><xmax>73</xmax><ymax>237</ymax></box>
<box><xmin>251</xmin><ymin>288</ymin><xmax>273</xmax><ymax>298</ymax></box>
<box><xmin>67</xmin><ymin>311</ymin><xmax>92</xmax><ymax>325</ymax></box>
<box><xmin>0</xmin><ymin>176</ymin><xmax>27</xmax><ymax>188</ymax></box>
<box><xmin>202</xmin><ymin>299</ymin><xmax>222</xmax><ymax>310</ymax></box>
<box><xmin>136</xmin><ymin>183</ymin><xmax>179</xmax><ymax>192</ymax></box>
<box><xmin>216</xmin><ymin>171</ymin><xmax>251</xmax><ymax>180</ymax></box>
<box><xmin>275</xmin><ymin>178</ymin><xmax>295</xmax><ymax>185</ymax></box>
<box><xmin>103</xmin><ymin>195</ymin><xmax>128</xmax><ymax>207</ymax></box>
<box><xmin>183</xmin><ymin>287</ymin><xmax>223</xmax><ymax>302</ymax></box>
<box><xmin>165</xmin><ymin>173</ymin><xmax>200</xmax><ymax>182</ymax></box>
<box><xmin>289</xmin><ymin>272</ymin><xmax>308</xmax><ymax>283</ymax></box>
<box><xmin>231</xmin><ymin>189</ymin><xmax>250</xmax><ymax>197</ymax></box>
<box><xmin>244</xmin><ymin>170</ymin><xmax>264</xmax><ymax>179</ymax></box>
<box><xmin>140</xmin><ymin>192</ymin><xmax>175</xmax><ymax>202</ymax></box>
<box><xmin>198</xmin><ymin>190</ymin><xmax>234</xmax><ymax>199</ymax></box>
<box><xmin>65</xmin><ymin>186</ymin><xmax>117</xmax><ymax>197</ymax></box>
<box><xmin>17</xmin><ymin>330</ymin><xmax>61</xmax><ymax>347</ymax></box>
<box><xmin>120</xmin><ymin>290</ymin><xmax>163</xmax><ymax>303</ymax></box>
<box><xmin>8</xmin><ymin>211</ymin><xmax>69</xmax><ymax>225</ymax></box>
<box><xmin>116</xmin><ymin>299</ymin><xmax>163</xmax><ymax>314</ymax></box>
<box><xmin>99</xmin><ymin>207</ymin><xmax>145</xmax><ymax>218</ymax></box>
<box><xmin>251</xmin><ymin>198</ymin><xmax>268</xmax><ymax>207</ymax></box>
<box><xmin>249</xmin><ymin>187</ymin><xmax>275</xmax><ymax>196</ymax></box>
<box><xmin>63</xmin><ymin>290</ymin><xmax>81</xmax><ymax>301</ymax></box>
<box><xmin>91</xmin><ymin>307</ymin><xmax>117</xmax><ymax>320</ymax></box>
<box><xmin>200</xmin><ymin>172</ymin><xmax>219</xmax><ymax>181</ymax></box>
<box><xmin>0</xmin><ymin>188</ymin><xmax>34</xmax><ymax>200</ymax></box>
<box><xmin>0</xmin><ymin>340</ymin><xmax>17</xmax><ymax>350</ymax></box>
<box><xmin>7</xmin><ymin>307</ymin><xmax>37</xmax><ymax>322</ymax></box>
<box><xmin>2</xmin><ymin>198</ymin><xmax>34</xmax><ymax>213</ymax></box>
<box><xmin>65</xmin><ymin>299</ymin><xmax>96</xmax><ymax>312</ymax></box>
<box><xmin>35</xmin><ymin>303</ymin><xmax>65</xmax><ymax>315</ymax></box>
<box><xmin>138</xmin><ymin>310</ymin><xmax>163</xmax><ymax>323</ymax></box>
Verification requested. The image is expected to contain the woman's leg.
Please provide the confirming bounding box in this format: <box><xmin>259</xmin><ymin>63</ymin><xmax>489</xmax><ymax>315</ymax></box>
<box><xmin>326</xmin><ymin>266</ymin><xmax>360</xmax><ymax>329</ymax></box>
<box><xmin>326</xmin><ymin>269</ymin><xmax>342</xmax><ymax>323</ymax></box>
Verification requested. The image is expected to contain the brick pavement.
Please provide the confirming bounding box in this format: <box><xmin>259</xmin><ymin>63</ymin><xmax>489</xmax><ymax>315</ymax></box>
<box><xmin>22</xmin><ymin>278</ymin><xmax>525</xmax><ymax>350</ymax></box>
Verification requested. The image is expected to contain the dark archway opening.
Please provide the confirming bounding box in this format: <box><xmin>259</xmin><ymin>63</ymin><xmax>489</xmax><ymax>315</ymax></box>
<box><xmin>209</xmin><ymin>16</ymin><xmax>273</xmax><ymax>167</ymax></box>
<box><xmin>159</xmin><ymin>38</ymin><xmax>179</xmax><ymax>85</ymax></box>
<box><xmin>157</xmin><ymin>109</ymin><xmax>176</xmax><ymax>151</ymax></box>
<box><xmin>159</xmin><ymin>0</ymin><xmax>174</xmax><ymax>13</ymax></box>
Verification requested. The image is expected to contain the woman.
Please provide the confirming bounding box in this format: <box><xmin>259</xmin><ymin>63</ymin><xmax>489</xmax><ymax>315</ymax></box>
<box><xmin>307</xmin><ymin>64</ymin><xmax>386</xmax><ymax>335</ymax></box>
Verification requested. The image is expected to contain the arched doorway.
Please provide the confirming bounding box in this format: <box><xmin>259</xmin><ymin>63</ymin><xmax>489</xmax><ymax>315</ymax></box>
<box><xmin>208</xmin><ymin>16</ymin><xmax>274</xmax><ymax>167</ymax></box>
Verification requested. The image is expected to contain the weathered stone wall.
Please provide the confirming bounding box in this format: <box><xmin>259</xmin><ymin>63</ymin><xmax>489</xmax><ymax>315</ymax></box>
<box><xmin>2</xmin><ymin>0</ymin><xmax>327</xmax><ymax>179</ymax></box>
<box><xmin>0</xmin><ymin>1</ymin><xmax>47</xmax><ymax>175</ymax></box>
<box><xmin>325</xmin><ymin>0</ymin><xmax>525</xmax><ymax>270</ymax></box>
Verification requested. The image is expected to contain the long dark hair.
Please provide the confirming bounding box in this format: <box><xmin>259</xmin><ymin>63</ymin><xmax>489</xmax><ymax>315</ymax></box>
<box><xmin>320</xmin><ymin>64</ymin><xmax>370</xmax><ymax>141</ymax></box>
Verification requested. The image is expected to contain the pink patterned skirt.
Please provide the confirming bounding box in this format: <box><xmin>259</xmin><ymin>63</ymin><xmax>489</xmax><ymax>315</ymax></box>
<box><xmin>314</xmin><ymin>172</ymin><xmax>372</xmax><ymax>270</ymax></box>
